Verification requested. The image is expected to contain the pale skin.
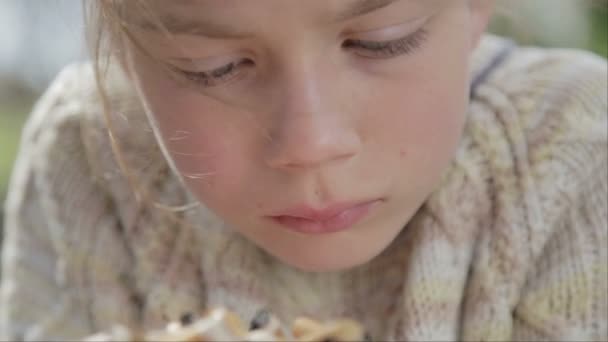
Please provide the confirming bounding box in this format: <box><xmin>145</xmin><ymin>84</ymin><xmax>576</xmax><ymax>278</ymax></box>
<box><xmin>120</xmin><ymin>0</ymin><xmax>494</xmax><ymax>272</ymax></box>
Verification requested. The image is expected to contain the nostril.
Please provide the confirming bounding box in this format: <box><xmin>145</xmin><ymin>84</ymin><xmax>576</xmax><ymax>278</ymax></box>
<box><xmin>264</xmin><ymin>114</ymin><xmax>361</xmax><ymax>171</ymax></box>
<box><xmin>266</xmin><ymin>144</ymin><xmax>358</xmax><ymax>171</ymax></box>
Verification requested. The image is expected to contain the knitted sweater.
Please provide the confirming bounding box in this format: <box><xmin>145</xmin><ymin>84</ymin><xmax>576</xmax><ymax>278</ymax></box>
<box><xmin>1</xmin><ymin>35</ymin><xmax>607</xmax><ymax>341</ymax></box>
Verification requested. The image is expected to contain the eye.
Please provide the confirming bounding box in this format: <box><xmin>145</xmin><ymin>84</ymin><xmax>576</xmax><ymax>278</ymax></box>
<box><xmin>343</xmin><ymin>28</ymin><xmax>428</xmax><ymax>59</ymax></box>
<box><xmin>171</xmin><ymin>58</ymin><xmax>255</xmax><ymax>88</ymax></box>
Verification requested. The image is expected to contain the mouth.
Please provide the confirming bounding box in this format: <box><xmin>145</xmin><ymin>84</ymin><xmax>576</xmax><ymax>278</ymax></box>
<box><xmin>267</xmin><ymin>199</ymin><xmax>382</xmax><ymax>234</ymax></box>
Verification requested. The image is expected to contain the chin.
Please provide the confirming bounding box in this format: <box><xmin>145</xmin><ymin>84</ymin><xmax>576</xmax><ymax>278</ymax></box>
<box><xmin>247</xmin><ymin>217</ymin><xmax>404</xmax><ymax>273</ymax></box>
<box><xmin>270</xmin><ymin>244</ymin><xmax>382</xmax><ymax>273</ymax></box>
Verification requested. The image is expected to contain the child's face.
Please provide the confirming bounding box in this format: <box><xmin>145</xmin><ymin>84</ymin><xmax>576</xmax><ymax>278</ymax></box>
<box><xmin>123</xmin><ymin>0</ymin><xmax>493</xmax><ymax>272</ymax></box>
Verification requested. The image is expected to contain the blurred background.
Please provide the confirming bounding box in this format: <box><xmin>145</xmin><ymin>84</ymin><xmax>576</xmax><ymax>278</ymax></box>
<box><xmin>0</xmin><ymin>0</ymin><xmax>607</xmax><ymax>244</ymax></box>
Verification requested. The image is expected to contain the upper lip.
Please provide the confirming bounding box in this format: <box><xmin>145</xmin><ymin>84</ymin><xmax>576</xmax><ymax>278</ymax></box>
<box><xmin>268</xmin><ymin>199</ymin><xmax>379</xmax><ymax>222</ymax></box>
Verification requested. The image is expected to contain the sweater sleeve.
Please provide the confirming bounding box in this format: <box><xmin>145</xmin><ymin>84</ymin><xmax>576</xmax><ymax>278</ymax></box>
<box><xmin>510</xmin><ymin>51</ymin><xmax>608</xmax><ymax>341</ymax></box>
<box><xmin>0</xmin><ymin>64</ymin><xmax>137</xmax><ymax>341</ymax></box>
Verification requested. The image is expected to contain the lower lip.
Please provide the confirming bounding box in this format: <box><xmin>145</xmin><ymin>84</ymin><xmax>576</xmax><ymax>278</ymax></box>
<box><xmin>270</xmin><ymin>200</ymin><xmax>380</xmax><ymax>235</ymax></box>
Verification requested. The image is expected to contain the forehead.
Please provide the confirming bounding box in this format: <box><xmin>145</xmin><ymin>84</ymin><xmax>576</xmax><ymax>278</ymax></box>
<box><xmin>138</xmin><ymin>0</ymin><xmax>451</xmax><ymax>22</ymax></box>
<box><xmin>142</xmin><ymin>0</ymin><xmax>402</xmax><ymax>20</ymax></box>
<box><xmin>127</xmin><ymin>0</ymin><xmax>442</xmax><ymax>37</ymax></box>
<box><xmin>154</xmin><ymin>0</ymin><xmax>398</xmax><ymax>11</ymax></box>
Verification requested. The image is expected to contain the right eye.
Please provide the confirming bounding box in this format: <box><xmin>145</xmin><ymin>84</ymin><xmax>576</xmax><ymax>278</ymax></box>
<box><xmin>172</xmin><ymin>58</ymin><xmax>255</xmax><ymax>88</ymax></box>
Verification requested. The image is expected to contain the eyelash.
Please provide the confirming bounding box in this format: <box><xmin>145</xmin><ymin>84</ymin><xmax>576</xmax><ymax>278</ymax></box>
<box><xmin>175</xmin><ymin>28</ymin><xmax>428</xmax><ymax>88</ymax></box>
<box><xmin>173</xmin><ymin>59</ymin><xmax>255</xmax><ymax>88</ymax></box>
<box><xmin>343</xmin><ymin>28</ymin><xmax>428</xmax><ymax>58</ymax></box>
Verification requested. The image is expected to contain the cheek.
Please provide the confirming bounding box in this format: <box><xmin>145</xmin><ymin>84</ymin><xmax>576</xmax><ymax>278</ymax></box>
<box><xmin>363</xmin><ymin>25</ymin><xmax>471</xmax><ymax>175</ymax></box>
<box><xmin>130</xmin><ymin>60</ymin><xmax>253</xmax><ymax>196</ymax></box>
<box><xmin>163</xmin><ymin>124</ymin><xmax>232</xmax><ymax>184</ymax></box>
<box><xmin>371</xmin><ymin>73</ymin><xmax>468</xmax><ymax>147</ymax></box>
<box><xmin>367</xmin><ymin>83</ymin><xmax>467</xmax><ymax>184</ymax></box>
<box><xmin>156</xmin><ymin>104</ymin><xmax>253</xmax><ymax>208</ymax></box>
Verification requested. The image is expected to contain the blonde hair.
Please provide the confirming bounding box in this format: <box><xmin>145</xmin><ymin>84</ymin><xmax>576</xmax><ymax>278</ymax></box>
<box><xmin>83</xmin><ymin>0</ymin><xmax>198</xmax><ymax>214</ymax></box>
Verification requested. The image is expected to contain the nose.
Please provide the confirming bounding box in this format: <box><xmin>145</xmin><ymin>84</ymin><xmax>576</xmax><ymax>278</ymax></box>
<box><xmin>264</xmin><ymin>63</ymin><xmax>361</xmax><ymax>171</ymax></box>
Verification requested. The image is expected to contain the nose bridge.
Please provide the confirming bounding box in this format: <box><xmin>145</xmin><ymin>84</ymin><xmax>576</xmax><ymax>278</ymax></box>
<box><xmin>281</xmin><ymin>57</ymin><xmax>327</xmax><ymax>128</ymax></box>
<box><xmin>264</xmin><ymin>55</ymin><xmax>360</xmax><ymax>170</ymax></box>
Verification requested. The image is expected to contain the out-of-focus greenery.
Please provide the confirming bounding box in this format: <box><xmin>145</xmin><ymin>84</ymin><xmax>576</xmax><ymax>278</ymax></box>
<box><xmin>590</xmin><ymin>3</ymin><xmax>608</xmax><ymax>57</ymax></box>
<box><xmin>489</xmin><ymin>1</ymin><xmax>607</xmax><ymax>56</ymax></box>
<box><xmin>0</xmin><ymin>106</ymin><xmax>28</xmax><ymax>197</ymax></box>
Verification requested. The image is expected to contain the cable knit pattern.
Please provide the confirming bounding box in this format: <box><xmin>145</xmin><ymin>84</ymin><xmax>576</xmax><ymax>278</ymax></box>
<box><xmin>1</xmin><ymin>35</ymin><xmax>606</xmax><ymax>341</ymax></box>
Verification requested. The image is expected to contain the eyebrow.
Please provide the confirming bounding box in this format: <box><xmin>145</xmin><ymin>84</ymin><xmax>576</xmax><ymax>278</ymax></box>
<box><xmin>140</xmin><ymin>12</ymin><xmax>252</xmax><ymax>39</ymax></box>
<box><xmin>140</xmin><ymin>0</ymin><xmax>399</xmax><ymax>39</ymax></box>
<box><xmin>336</xmin><ymin>0</ymin><xmax>399</xmax><ymax>21</ymax></box>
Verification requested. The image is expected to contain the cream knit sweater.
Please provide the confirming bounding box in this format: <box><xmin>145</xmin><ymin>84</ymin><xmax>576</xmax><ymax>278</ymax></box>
<box><xmin>1</xmin><ymin>35</ymin><xmax>607</xmax><ymax>341</ymax></box>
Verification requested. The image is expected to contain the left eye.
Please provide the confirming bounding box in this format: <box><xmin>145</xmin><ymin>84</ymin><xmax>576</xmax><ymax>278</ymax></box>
<box><xmin>173</xmin><ymin>59</ymin><xmax>254</xmax><ymax>88</ymax></box>
<box><xmin>343</xmin><ymin>28</ymin><xmax>428</xmax><ymax>59</ymax></box>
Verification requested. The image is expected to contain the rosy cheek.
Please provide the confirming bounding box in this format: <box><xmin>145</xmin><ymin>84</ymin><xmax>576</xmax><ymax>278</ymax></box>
<box><xmin>168</xmin><ymin>133</ymin><xmax>224</xmax><ymax>179</ymax></box>
<box><xmin>132</xmin><ymin>73</ymin><xmax>227</xmax><ymax>172</ymax></box>
<box><xmin>153</xmin><ymin>114</ymin><xmax>249</xmax><ymax>206</ymax></box>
